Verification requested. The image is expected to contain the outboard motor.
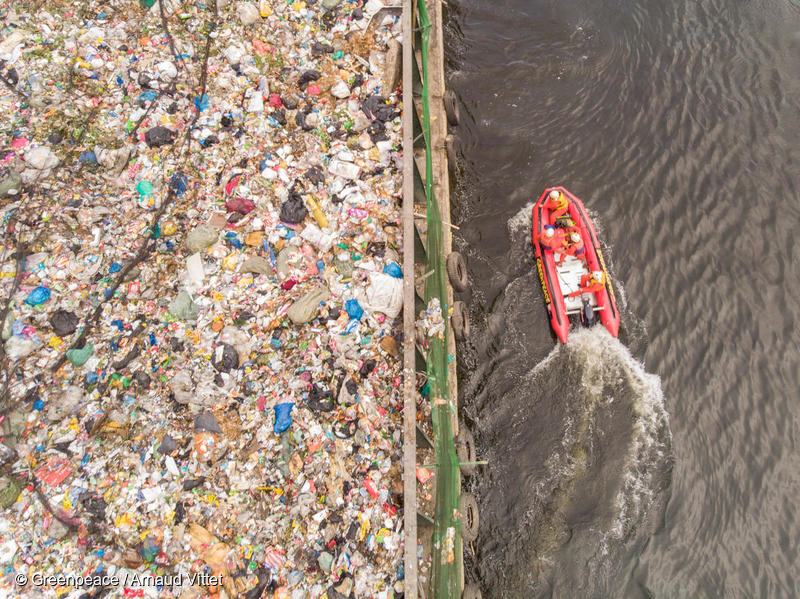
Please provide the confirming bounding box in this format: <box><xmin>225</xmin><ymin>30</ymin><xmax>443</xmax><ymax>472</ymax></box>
<box><xmin>580</xmin><ymin>295</ymin><xmax>595</xmax><ymax>328</ymax></box>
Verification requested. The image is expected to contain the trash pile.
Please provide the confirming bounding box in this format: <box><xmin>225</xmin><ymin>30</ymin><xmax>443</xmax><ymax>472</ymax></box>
<box><xmin>0</xmin><ymin>0</ymin><xmax>407</xmax><ymax>596</ymax></box>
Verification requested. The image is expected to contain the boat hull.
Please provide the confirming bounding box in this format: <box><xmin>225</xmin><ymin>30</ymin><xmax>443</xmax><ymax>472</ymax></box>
<box><xmin>531</xmin><ymin>187</ymin><xmax>620</xmax><ymax>343</ymax></box>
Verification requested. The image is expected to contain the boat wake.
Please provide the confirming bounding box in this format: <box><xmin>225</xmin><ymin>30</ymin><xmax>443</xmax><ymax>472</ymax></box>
<box><xmin>467</xmin><ymin>327</ymin><xmax>673</xmax><ymax>598</ymax></box>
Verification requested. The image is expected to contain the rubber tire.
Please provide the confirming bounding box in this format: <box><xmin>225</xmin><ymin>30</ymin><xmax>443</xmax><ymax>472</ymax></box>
<box><xmin>462</xmin><ymin>583</ymin><xmax>482</xmax><ymax>599</ymax></box>
<box><xmin>456</xmin><ymin>426</ymin><xmax>477</xmax><ymax>476</ymax></box>
<box><xmin>446</xmin><ymin>133</ymin><xmax>458</xmax><ymax>170</ymax></box>
<box><xmin>460</xmin><ymin>492</ymin><xmax>479</xmax><ymax>542</ymax></box>
<box><xmin>451</xmin><ymin>301</ymin><xmax>470</xmax><ymax>342</ymax></box>
<box><xmin>444</xmin><ymin>89</ymin><xmax>460</xmax><ymax>126</ymax></box>
<box><xmin>446</xmin><ymin>252</ymin><xmax>468</xmax><ymax>292</ymax></box>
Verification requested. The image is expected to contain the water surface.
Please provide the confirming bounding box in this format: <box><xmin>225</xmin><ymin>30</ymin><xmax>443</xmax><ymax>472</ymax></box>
<box><xmin>445</xmin><ymin>0</ymin><xmax>800</xmax><ymax>596</ymax></box>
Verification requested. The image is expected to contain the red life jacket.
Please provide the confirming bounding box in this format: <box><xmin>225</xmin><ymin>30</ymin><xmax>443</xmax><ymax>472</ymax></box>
<box><xmin>564</xmin><ymin>238</ymin><xmax>584</xmax><ymax>256</ymax></box>
<box><xmin>538</xmin><ymin>230</ymin><xmax>564</xmax><ymax>250</ymax></box>
<box><xmin>544</xmin><ymin>193</ymin><xmax>568</xmax><ymax>213</ymax></box>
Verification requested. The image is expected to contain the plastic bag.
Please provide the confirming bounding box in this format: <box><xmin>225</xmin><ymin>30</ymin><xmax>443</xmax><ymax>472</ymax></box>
<box><xmin>365</xmin><ymin>272</ymin><xmax>403</xmax><ymax>319</ymax></box>
<box><xmin>280</xmin><ymin>189</ymin><xmax>308</xmax><ymax>224</ymax></box>
<box><xmin>24</xmin><ymin>286</ymin><xmax>51</xmax><ymax>306</ymax></box>
<box><xmin>345</xmin><ymin>299</ymin><xmax>363</xmax><ymax>320</ymax></box>
<box><xmin>273</xmin><ymin>403</ymin><xmax>294</xmax><ymax>433</ymax></box>
<box><xmin>49</xmin><ymin>309</ymin><xmax>78</xmax><ymax>336</ymax></box>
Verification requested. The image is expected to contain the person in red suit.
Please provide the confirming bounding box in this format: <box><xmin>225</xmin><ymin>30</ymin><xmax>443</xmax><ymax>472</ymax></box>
<box><xmin>569</xmin><ymin>270</ymin><xmax>606</xmax><ymax>297</ymax></box>
<box><xmin>537</xmin><ymin>225</ymin><xmax>565</xmax><ymax>252</ymax></box>
<box><xmin>543</xmin><ymin>189</ymin><xmax>569</xmax><ymax>221</ymax></box>
<box><xmin>555</xmin><ymin>232</ymin><xmax>586</xmax><ymax>266</ymax></box>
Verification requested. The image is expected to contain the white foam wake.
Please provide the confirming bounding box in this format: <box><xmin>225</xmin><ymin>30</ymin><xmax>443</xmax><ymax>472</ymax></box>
<box><xmin>565</xmin><ymin>328</ymin><xmax>672</xmax><ymax>544</ymax></box>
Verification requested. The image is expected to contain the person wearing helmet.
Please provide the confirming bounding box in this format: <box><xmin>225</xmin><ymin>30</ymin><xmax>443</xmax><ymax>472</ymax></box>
<box><xmin>569</xmin><ymin>269</ymin><xmax>606</xmax><ymax>297</ymax></box>
<box><xmin>543</xmin><ymin>189</ymin><xmax>569</xmax><ymax>221</ymax></box>
<box><xmin>537</xmin><ymin>224</ymin><xmax>565</xmax><ymax>252</ymax></box>
<box><xmin>555</xmin><ymin>231</ymin><xmax>586</xmax><ymax>266</ymax></box>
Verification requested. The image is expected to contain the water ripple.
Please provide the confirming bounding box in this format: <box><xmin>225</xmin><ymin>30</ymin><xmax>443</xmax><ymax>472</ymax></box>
<box><xmin>447</xmin><ymin>0</ymin><xmax>800</xmax><ymax>596</ymax></box>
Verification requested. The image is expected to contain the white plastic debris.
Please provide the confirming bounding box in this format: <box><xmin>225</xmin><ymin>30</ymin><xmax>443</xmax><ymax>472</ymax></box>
<box><xmin>365</xmin><ymin>272</ymin><xmax>404</xmax><ymax>319</ymax></box>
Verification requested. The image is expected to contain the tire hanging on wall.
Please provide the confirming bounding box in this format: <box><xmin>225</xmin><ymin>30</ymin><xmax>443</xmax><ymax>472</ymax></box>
<box><xmin>456</xmin><ymin>426</ymin><xmax>476</xmax><ymax>475</ymax></box>
<box><xmin>451</xmin><ymin>300</ymin><xmax>470</xmax><ymax>342</ymax></box>
<box><xmin>446</xmin><ymin>133</ymin><xmax>458</xmax><ymax>170</ymax></box>
<box><xmin>444</xmin><ymin>89</ymin><xmax>460</xmax><ymax>126</ymax></box>
<box><xmin>462</xmin><ymin>583</ymin><xmax>482</xmax><ymax>599</ymax></box>
<box><xmin>460</xmin><ymin>492</ymin><xmax>479</xmax><ymax>542</ymax></box>
<box><xmin>446</xmin><ymin>251</ymin><xmax>468</xmax><ymax>292</ymax></box>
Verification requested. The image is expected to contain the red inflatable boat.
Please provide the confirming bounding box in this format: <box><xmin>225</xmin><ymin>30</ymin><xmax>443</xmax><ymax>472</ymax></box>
<box><xmin>532</xmin><ymin>186</ymin><xmax>620</xmax><ymax>344</ymax></box>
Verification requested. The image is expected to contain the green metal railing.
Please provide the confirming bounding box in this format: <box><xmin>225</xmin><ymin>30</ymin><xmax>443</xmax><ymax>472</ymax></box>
<box><xmin>413</xmin><ymin>0</ymin><xmax>463</xmax><ymax>595</ymax></box>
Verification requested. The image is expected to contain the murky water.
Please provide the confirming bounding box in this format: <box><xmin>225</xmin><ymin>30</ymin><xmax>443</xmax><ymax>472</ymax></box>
<box><xmin>444</xmin><ymin>0</ymin><xmax>800</xmax><ymax>597</ymax></box>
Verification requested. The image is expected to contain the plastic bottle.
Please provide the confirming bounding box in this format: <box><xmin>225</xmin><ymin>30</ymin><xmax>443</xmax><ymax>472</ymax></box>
<box><xmin>305</xmin><ymin>196</ymin><xmax>329</xmax><ymax>228</ymax></box>
<box><xmin>328</xmin><ymin>160</ymin><xmax>361</xmax><ymax>180</ymax></box>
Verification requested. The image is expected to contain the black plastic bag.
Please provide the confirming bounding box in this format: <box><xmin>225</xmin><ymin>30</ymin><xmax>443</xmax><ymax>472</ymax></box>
<box><xmin>307</xmin><ymin>383</ymin><xmax>335</xmax><ymax>412</ymax></box>
<box><xmin>158</xmin><ymin>434</ymin><xmax>178</xmax><ymax>454</ymax></box>
<box><xmin>297</xmin><ymin>69</ymin><xmax>321</xmax><ymax>91</ymax></box>
<box><xmin>145</xmin><ymin>126</ymin><xmax>175</xmax><ymax>147</ymax></box>
<box><xmin>361</xmin><ymin>95</ymin><xmax>399</xmax><ymax>122</ymax></box>
<box><xmin>280</xmin><ymin>189</ymin><xmax>308</xmax><ymax>224</ymax></box>
<box><xmin>305</xmin><ymin>166</ymin><xmax>325</xmax><ymax>186</ymax></box>
<box><xmin>359</xmin><ymin>359</ymin><xmax>377</xmax><ymax>378</ymax></box>
<box><xmin>366</xmin><ymin>120</ymin><xmax>388</xmax><ymax>143</ymax></box>
<box><xmin>50</xmin><ymin>309</ymin><xmax>79</xmax><ymax>337</ymax></box>
<box><xmin>212</xmin><ymin>343</ymin><xmax>239</xmax><ymax>372</ymax></box>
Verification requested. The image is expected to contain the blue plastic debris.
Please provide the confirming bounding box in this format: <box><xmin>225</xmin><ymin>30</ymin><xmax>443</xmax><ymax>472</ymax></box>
<box><xmin>11</xmin><ymin>320</ymin><xmax>24</xmax><ymax>337</ymax></box>
<box><xmin>149</xmin><ymin>333</ymin><xmax>157</xmax><ymax>346</ymax></box>
<box><xmin>109</xmin><ymin>262</ymin><xmax>122</xmax><ymax>274</ymax></box>
<box><xmin>224</xmin><ymin>232</ymin><xmax>243</xmax><ymax>250</ymax></box>
<box><xmin>345</xmin><ymin>299</ymin><xmax>363</xmax><ymax>320</ymax></box>
<box><xmin>274</xmin><ymin>402</ymin><xmax>294</xmax><ymax>434</ymax></box>
<box><xmin>382</xmin><ymin>262</ymin><xmax>402</xmax><ymax>278</ymax></box>
<box><xmin>194</xmin><ymin>94</ymin><xmax>209</xmax><ymax>111</ymax></box>
<box><xmin>170</xmin><ymin>172</ymin><xmax>188</xmax><ymax>196</ymax></box>
<box><xmin>79</xmin><ymin>151</ymin><xmax>97</xmax><ymax>164</ymax></box>
<box><xmin>265</xmin><ymin>242</ymin><xmax>277</xmax><ymax>269</ymax></box>
<box><xmin>24</xmin><ymin>286</ymin><xmax>51</xmax><ymax>306</ymax></box>
<box><xmin>138</xmin><ymin>90</ymin><xmax>158</xmax><ymax>103</ymax></box>
<box><xmin>344</xmin><ymin>319</ymin><xmax>359</xmax><ymax>335</ymax></box>
<box><xmin>32</xmin><ymin>399</ymin><xmax>44</xmax><ymax>411</ymax></box>
<box><xmin>111</xmin><ymin>319</ymin><xmax>125</xmax><ymax>332</ymax></box>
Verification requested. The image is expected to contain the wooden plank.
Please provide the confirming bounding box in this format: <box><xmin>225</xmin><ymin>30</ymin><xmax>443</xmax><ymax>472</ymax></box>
<box><xmin>402</xmin><ymin>0</ymin><xmax>419</xmax><ymax>596</ymax></box>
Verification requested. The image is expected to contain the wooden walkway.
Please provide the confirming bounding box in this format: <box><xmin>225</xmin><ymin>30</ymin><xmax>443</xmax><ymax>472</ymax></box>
<box><xmin>403</xmin><ymin>0</ymin><xmax>463</xmax><ymax>597</ymax></box>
